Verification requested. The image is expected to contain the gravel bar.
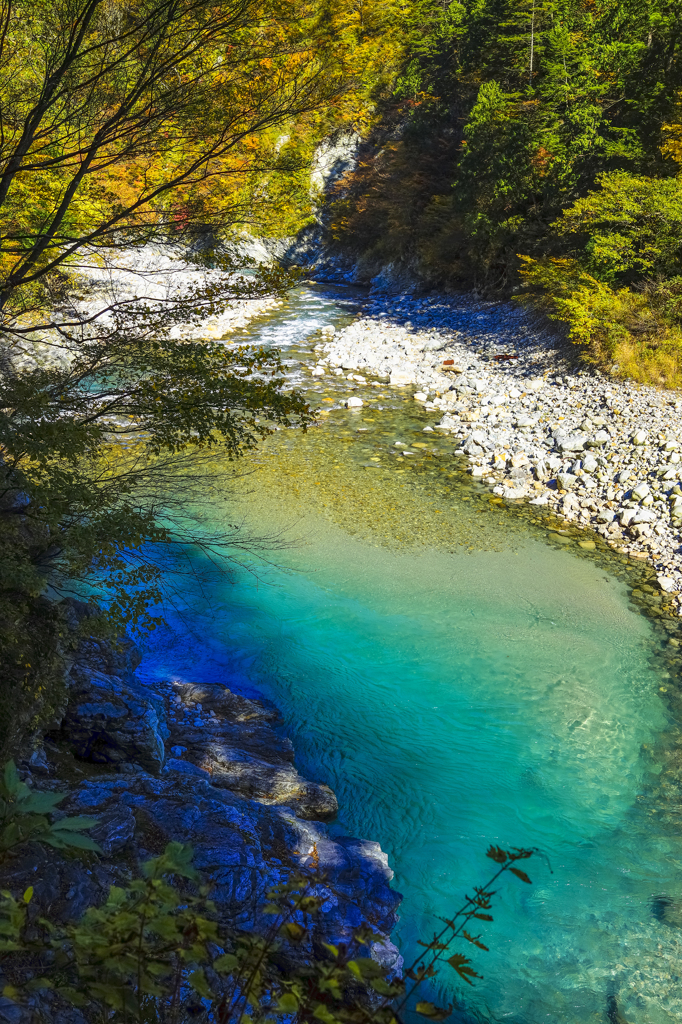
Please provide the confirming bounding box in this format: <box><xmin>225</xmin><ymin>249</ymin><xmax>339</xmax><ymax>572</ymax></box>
<box><xmin>309</xmin><ymin>291</ymin><xmax>682</xmax><ymax>610</ymax></box>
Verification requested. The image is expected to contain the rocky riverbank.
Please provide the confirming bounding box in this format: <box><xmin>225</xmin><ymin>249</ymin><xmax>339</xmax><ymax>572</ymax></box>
<box><xmin>305</xmin><ymin>290</ymin><xmax>682</xmax><ymax>611</ymax></box>
<box><xmin>10</xmin><ymin>244</ymin><xmax>282</xmax><ymax>373</ymax></box>
<box><xmin>0</xmin><ymin>600</ymin><xmax>400</xmax><ymax>1023</ymax></box>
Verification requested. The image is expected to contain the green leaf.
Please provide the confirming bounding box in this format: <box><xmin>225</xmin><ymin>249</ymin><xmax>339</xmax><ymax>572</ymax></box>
<box><xmin>213</xmin><ymin>952</ymin><xmax>238</xmax><ymax>973</ymax></box>
<box><xmin>48</xmin><ymin>815</ymin><xmax>98</xmax><ymax>832</ymax></box>
<box><xmin>22</xmin><ymin>887</ymin><xmax>33</xmax><ymax>904</ymax></box>
<box><xmin>19</xmin><ymin>792</ymin><xmax>66</xmax><ymax>814</ymax></box>
<box><xmin>313</xmin><ymin>1005</ymin><xmax>340</xmax><ymax>1024</ymax></box>
<box><xmin>277</xmin><ymin>993</ymin><xmax>299</xmax><ymax>1012</ymax></box>
<box><xmin>415</xmin><ymin>1003</ymin><xmax>451</xmax><ymax>1020</ymax></box>
<box><xmin>55</xmin><ymin>986</ymin><xmax>89</xmax><ymax>1008</ymax></box>
<box><xmin>187</xmin><ymin>968</ymin><xmax>213</xmax><ymax>999</ymax></box>
<box><xmin>26</xmin><ymin>978</ymin><xmax>53</xmax><ymax>990</ymax></box>
<box><xmin>3</xmin><ymin>761</ymin><xmax>19</xmax><ymax>797</ymax></box>
<box><xmin>43</xmin><ymin>831</ymin><xmax>102</xmax><ymax>852</ymax></box>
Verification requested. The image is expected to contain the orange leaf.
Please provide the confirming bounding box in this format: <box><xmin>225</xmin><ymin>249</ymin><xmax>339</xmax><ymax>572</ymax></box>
<box><xmin>463</xmin><ymin>930</ymin><xmax>489</xmax><ymax>951</ymax></box>
<box><xmin>447</xmin><ymin>954</ymin><xmax>482</xmax><ymax>986</ymax></box>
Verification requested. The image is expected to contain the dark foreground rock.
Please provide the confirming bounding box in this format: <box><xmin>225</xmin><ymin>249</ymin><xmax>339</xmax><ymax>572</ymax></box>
<box><xmin>0</xmin><ymin>611</ymin><xmax>401</xmax><ymax>1023</ymax></box>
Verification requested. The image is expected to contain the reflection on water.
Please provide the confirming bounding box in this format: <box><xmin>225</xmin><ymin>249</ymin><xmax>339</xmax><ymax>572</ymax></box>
<box><xmin>143</xmin><ymin>286</ymin><xmax>682</xmax><ymax>1024</ymax></box>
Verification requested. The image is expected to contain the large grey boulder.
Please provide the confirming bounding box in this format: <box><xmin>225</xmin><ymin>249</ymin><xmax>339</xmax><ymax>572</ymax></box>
<box><xmin>59</xmin><ymin>667</ymin><xmax>167</xmax><ymax>773</ymax></box>
<box><xmin>162</xmin><ymin>681</ymin><xmax>338</xmax><ymax>820</ymax></box>
<box><xmin>193</xmin><ymin>743</ymin><xmax>339</xmax><ymax>820</ymax></box>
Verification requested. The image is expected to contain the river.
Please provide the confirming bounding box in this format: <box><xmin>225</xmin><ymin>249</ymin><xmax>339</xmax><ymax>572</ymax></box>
<box><xmin>141</xmin><ymin>284</ymin><xmax>682</xmax><ymax>1024</ymax></box>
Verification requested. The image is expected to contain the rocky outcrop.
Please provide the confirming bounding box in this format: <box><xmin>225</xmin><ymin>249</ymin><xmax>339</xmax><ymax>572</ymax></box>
<box><xmin>1</xmin><ymin>612</ymin><xmax>400</xmax><ymax>1023</ymax></box>
<box><xmin>161</xmin><ymin>679</ymin><xmax>338</xmax><ymax>819</ymax></box>
<box><xmin>59</xmin><ymin>666</ymin><xmax>168</xmax><ymax>773</ymax></box>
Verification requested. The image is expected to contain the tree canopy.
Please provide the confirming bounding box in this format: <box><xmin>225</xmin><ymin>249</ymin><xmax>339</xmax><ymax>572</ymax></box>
<box><xmin>328</xmin><ymin>0</ymin><xmax>682</xmax><ymax>383</ymax></box>
<box><xmin>0</xmin><ymin>0</ymin><xmax>407</xmax><ymax>757</ymax></box>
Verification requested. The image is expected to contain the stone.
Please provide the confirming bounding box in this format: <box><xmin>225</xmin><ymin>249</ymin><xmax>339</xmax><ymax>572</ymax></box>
<box><xmin>631</xmin><ymin>509</ymin><xmax>656</xmax><ymax>524</ymax></box>
<box><xmin>658</xmin><ymin>576</ymin><xmax>679</xmax><ymax>593</ymax></box>
<box><xmin>461</xmin><ymin>440</ymin><xmax>482</xmax><ymax>455</ymax></box>
<box><xmin>501</xmin><ymin>483</ymin><xmax>528</xmax><ymax>499</ymax></box>
<box><xmin>413</xmin><ymin>392</ymin><xmax>427</xmax><ymax>401</ymax></box>
<box><xmin>581</xmin><ymin>453</ymin><xmax>599</xmax><ymax>474</ymax></box>
<box><xmin>632</xmin><ymin>429</ymin><xmax>648</xmax><ymax>445</ymax></box>
<box><xmin>311</xmin><ymin>366</ymin><xmax>325</xmax><ymax>376</ymax></box>
<box><xmin>587</xmin><ymin>431</ymin><xmax>610</xmax><ymax>447</ymax></box>
<box><xmin>371</xmin><ymin>938</ymin><xmax>403</xmax><ymax>978</ymax></box>
<box><xmin>203</xmin><ymin>746</ymin><xmax>338</xmax><ymax>819</ymax></box>
<box><xmin>59</xmin><ymin>668</ymin><xmax>167</xmax><ymax>773</ymax></box>
<box><xmin>345</xmin><ymin>396</ymin><xmax>363</xmax><ymax>408</ymax></box>
<box><xmin>555</xmin><ymin>434</ymin><xmax>586</xmax><ymax>453</ymax></box>
<box><xmin>632</xmin><ymin>481</ymin><xmax>651</xmax><ymax>501</ymax></box>
<box><xmin>557</xmin><ymin>472</ymin><xmax>577</xmax><ymax>491</ymax></box>
<box><xmin>165</xmin><ymin>758</ymin><xmax>211</xmax><ymax>780</ymax></box>
<box><xmin>89</xmin><ymin>806</ymin><xmax>136</xmax><ymax>857</ymax></box>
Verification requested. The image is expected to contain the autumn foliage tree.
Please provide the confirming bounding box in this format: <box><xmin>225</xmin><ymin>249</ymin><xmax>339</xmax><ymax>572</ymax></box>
<box><xmin>0</xmin><ymin>0</ymin><xmax>406</xmax><ymax>756</ymax></box>
<box><xmin>329</xmin><ymin>0</ymin><xmax>682</xmax><ymax>384</ymax></box>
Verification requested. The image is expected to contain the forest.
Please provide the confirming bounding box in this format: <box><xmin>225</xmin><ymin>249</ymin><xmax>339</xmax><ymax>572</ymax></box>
<box><xmin>326</xmin><ymin>0</ymin><xmax>682</xmax><ymax>386</ymax></box>
<box><xmin>0</xmin><ymin>0</ymin><xmax>680</xmax><ymax>1020</ymax></box>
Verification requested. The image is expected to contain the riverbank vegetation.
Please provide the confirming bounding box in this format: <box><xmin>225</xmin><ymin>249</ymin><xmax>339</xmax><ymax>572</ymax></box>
<box><xmin>325</xmin><ymin>0</ymin><xmax>682</xmax><ymax>386</ymax></box>
<box><xmin>0</xmin><ymin>761</ymin><xmax>536</xmax><ymax>1023</ymax></box>
<box><xmin>0</xmin><ymin>0</ymin><xmax>410</xmax><ymax>757</ymax></box>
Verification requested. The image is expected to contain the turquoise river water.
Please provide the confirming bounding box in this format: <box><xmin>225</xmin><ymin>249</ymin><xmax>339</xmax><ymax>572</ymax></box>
<box><xmin>142</xmin><ymin>287</ymin><xmax>682</xmax><ymax>1024</ymax></box>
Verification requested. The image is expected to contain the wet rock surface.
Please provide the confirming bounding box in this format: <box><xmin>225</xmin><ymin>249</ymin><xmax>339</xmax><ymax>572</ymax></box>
<box><xmin>1</xmin><ymin>624</ymin><xmax>400</xmax><ymax>1023</ymax></box>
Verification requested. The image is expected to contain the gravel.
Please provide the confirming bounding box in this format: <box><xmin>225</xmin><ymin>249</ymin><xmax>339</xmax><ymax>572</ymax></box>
<box><xmin>314</xmin><ymin>291</ymin><xmax>682</xmax><ymax>611</ymax></box>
